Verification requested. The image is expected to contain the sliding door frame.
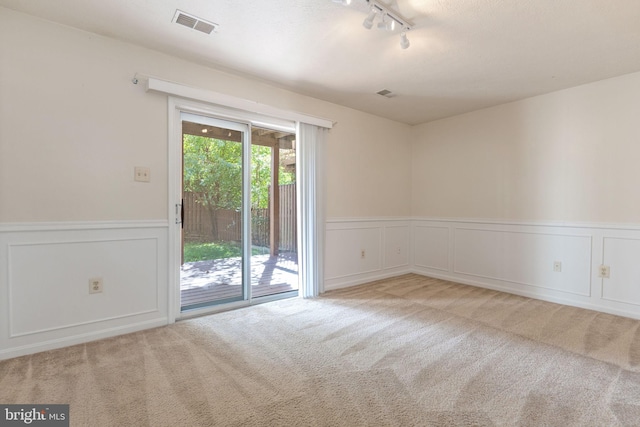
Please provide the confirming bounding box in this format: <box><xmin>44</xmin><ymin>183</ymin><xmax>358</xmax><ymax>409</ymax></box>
<box><xmin>179</xmin><ymin>112</ymin><xmax>251</xmax><ymax>309</ymax></box>
<box><xmin>167</xmin><ymin>96</ymin><xmax>298</xmax><ymax>322</ymax></box>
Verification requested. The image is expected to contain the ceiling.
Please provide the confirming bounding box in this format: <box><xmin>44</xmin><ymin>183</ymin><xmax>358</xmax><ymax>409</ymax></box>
<box><xmin>2</xmin><ymin>0</ymin><xmax>640</xmax><ymax>125</ymax></box>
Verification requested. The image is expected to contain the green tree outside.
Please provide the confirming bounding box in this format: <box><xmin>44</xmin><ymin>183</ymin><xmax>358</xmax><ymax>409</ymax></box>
<box><xmin>183</xmin><ymin>134</ymin><xmax>294</xmax><ymax>242</ymax></box>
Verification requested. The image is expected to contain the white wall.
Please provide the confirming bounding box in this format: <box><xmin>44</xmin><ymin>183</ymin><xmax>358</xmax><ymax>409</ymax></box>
<box><xmin>411</xmin><ymin>72</ymin><xmax>640</xmax><ymax>223</ymax></box>
<box><xmin>0</xmin><ymin>8</ymin><xmax>412</xmax><ymax>224</ymax></box>
<box><xmin>0</xmin><ymin>8</ymin><xmax>412</xmax><ymax>359</ymax></box>
<box><xmin>325</xmin><ymin>112</ymin><xmax>412</xmax><ymax>219</ymax></box>
<box><xmin>410</xmin><ymin>71</ymin><xmax>640</xmax><ymax>320</ymax></box>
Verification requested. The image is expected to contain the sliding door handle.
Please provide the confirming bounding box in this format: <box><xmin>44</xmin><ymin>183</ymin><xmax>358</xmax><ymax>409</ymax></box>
<box><xmin>175</xmin><ymin>201</ymin><xmax>184</xmax><ymax>227</ymax></box>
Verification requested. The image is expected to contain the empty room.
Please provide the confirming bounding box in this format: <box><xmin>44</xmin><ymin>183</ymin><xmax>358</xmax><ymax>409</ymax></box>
<box><xmin>2</xmin><ymin>0</ymin><xmax>640</xmax><ymax>425</ymax></box>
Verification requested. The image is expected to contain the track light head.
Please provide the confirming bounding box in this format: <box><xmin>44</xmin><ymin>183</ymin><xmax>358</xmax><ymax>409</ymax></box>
<box><xmin>377</xmin><ymin>14</ymin><xmax>397</xmax><ymax>31</ymax></box>
<box><xmin>377</xmin><ymin>14</ymin><xmax>387</xmax><ymax>30</ymax></box>
<box><xmin>363</xmin><ymin>9</ymin><xmax>376</xmax><ymax>29</ymax></box>
<box><xmin>400</xmin><ymin>31</ymin><xmax>410</xmax><ymax>49</ymax></box>
<box><xmin>388</xmin><ymin>18</ymin><xmax>397</xmax><ymax>31</ymax></box>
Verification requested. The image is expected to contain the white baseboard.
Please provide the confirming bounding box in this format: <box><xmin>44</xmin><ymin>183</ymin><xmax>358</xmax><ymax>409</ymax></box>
<box><xmin>410</xmin><ymin>267</ymin><xmax>640</xmax><ymax>321</ymax></box>
<box><xmin>324</xmin><ymin>266</ymin><xmax>412</xmax><ymax>292</ymax></box>
<box><xmin>0</xmin><ymin>318</ymin><xmax>168</xmax><ymax>360</ymax></box>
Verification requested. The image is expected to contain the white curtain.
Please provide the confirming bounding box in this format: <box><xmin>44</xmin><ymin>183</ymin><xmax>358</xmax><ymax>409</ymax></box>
<box><xmin>297</xmin><ymin>122</ymin><xmax>328</xmax><ymax>298</ymax></box>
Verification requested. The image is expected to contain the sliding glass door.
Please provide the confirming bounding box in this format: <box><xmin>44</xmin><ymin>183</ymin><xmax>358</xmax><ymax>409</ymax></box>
<box><xmin>249</xmin><ymin>127</ymin><xmax>299</xmax><ymax>299</ymax></box>
<box><xmin>180</xmin><ymin>113</ymin><xmax>249</xmax><ymax>309</ymax></box>
<box><xmin>178</xmin><ymin>112</ymin><xmax>299</xmax><ymax>312</ymax></box>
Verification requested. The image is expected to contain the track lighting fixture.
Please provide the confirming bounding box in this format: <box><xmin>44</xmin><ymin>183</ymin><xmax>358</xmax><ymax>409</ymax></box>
<box><xmin>400</xmin><ymin>32</ymin><xmax>410</xmax><ymax>49</ymax></box>
<box><xmin>377</xmin><ymin>14</ymin><xmax>397</xmax><ymax>31</ymax></box>
<box><xmin>362</xmin><ymin>8</ymin><xmax>377</xmax><ymax>29</ymax></box>
<box><xmin>334</xmin><ymin>0</ymin><xmax>413</xmax><ymax>49</ymax></box>
<box><xmin>377</xmin><ymin>14</ymin><xmax>387</xmax><ymax>30</ymax></box>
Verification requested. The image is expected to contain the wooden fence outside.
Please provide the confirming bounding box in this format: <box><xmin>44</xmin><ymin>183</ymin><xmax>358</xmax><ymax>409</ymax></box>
<box><xmin>278</xmin><ymin>183</ymin><xmax>296</xmax><ymax>253</ymax></box>
<box><xmin>183</xmin><ymin>183</ymin><xmax>297</xmax><ymax>252</ymax></box>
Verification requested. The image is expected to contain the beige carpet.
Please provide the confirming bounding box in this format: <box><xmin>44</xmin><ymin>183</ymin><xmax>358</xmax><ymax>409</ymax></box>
<box><xmin>2</xmin><ymin>274</ymin><xmax>640</xmax><ymax>426</ymax></box>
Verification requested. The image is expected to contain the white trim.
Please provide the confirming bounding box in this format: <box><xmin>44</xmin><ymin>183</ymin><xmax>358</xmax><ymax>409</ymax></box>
<box><xmin>0</xmin><ymin>220</ymin><xmax>168</xmax><ymax>233</ymax></box>
<box><xmin>326</xmin><ymin>220</ymin><xmax>412</xmax><ymax>229</ymax></box>
<box><xmin>167</xmin><ymin>98</ymin><xmax>182</xmax><ymax>323</ymax></box>
<box><xmin>146</xmin><ymin>77</ymin><xmax>333</xmax><ymax>129</ymax></box>
<box><xmin>410</xmin><ymin>267</ymin><xmax>640</xmax><ymax>321</ymax></box>
<box><xmin>0</xmin><ymin>318</ymin><xmax>167</xmax><ymax>361</ymax></box>
<box><xmin>324</xmin><ymin>267</ymin><xmax>412</xmax><ymax>292</ymax></box>
<box><xmin>411</xmin><ymin>216</ymin><xmax>640</xmax><ymax>231</ymax></box>
<box><xmin>9</xmin><ymin>308</ymin><xmax>160</xmax><ymax>338</ymax></box>
<box><xmin>326</xmin><ymin>217</ymin><xmax>412</xmax><ymax>224</ymax></box>
<box><xmin>451</xmin><ymin>268</ymin><xmax>593</xmax><ymax>298</ymax></box>
<box><xmin>327</xmin><ymin>216</ymin><xmax>640</xmax><ymax>231</ymax></box>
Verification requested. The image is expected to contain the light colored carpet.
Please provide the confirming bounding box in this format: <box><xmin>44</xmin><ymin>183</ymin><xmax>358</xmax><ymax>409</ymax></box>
<box><xmin>2</xmin><ymin>274</ymin><xmax>640</xmax><ymax>426</ymax></box>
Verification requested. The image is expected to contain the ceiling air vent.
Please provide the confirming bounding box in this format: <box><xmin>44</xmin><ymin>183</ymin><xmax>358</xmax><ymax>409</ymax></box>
<box><xmin>173</xmin><ymin>10</ymin><xmax>218</xmax><ymax>35</ymax></box>
<box><xmin>376</xmin><ymin>89</ymin><xmax>396</xmax><ymax>98</ymax></box>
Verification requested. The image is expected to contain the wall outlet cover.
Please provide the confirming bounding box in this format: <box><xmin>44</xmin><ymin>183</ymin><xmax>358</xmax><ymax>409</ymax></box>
<box><xmin>89</xmin><ymin>277</ymin><xmax>103</xmax><ymax>294</ymax></box>
<box><xmin>134</xmin><ymin>166</ymin><xmax>150</xmax><ymax>182</ymax></box>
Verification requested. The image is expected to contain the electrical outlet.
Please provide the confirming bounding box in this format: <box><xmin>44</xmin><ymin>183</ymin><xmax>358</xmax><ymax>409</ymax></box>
<box><xmin>361</xmin><ymin>249</ymin><xmax>365</xmax><ymax>259</ymax></box>
<box><xmin>89</xmin><ymin>277</ymin><xmax>103</xmax><ymax>294</ymax></box>
<box><xmin>553</xmin><ymin>261</ymin><xmax>562</xmax><ymax>272</ymax></box>
<box><xmin>396</xmin><ymin>247</ymin><xmax>401</xmax><ymax>255</ymax></box>
<box><xmin>134</xmin><ymin>166</ymin><xmax>150</xmax><ymax>182</ymax></box>
<box><xmin>599</xmin><ymin>265</ymin><xmax>610</xmax><ymax>278</ymax></box>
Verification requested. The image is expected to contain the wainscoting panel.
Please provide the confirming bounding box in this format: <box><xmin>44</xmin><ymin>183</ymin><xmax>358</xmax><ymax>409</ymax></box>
<box><xmin>325</xmin><ymin>226</ymin><xmax>382</xmax><ymax>279</ymax></box>
<box><xmin>383</xmin><ymin>225</ymin><xmax>410</xmax><ymax>270</ymax></box>
<box><xmin>411</xmin><ymin>219</ymin><xmax>640</xmax><ymax>320</ymax></box>
<box><xmin>602</xmin><ymin>237</ymin><xmax>640</xmax><ymax>306</ymax></box>
<box><xmin>9</xmin><ymin>238</ymin><xmax>159</xmax><ymax>337</ymax></box>
<box><xmin>0</xmin><ymin>221</ymin><xmax>168</xmax><ymax>360</ymax></box>
<box><xmin>453</xmin><ymin>228</ymin><xmax>592</xmax><ymax>296</ymax></box>
<box><xmin>413</xmin><ymin>226</ymin><xmax>449</xmax><ymax>271</ymax></box>
<box><xmin>325</xmin><ymin>219</ymin><xmax>411</xmax><ymax>290</ymax></box>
